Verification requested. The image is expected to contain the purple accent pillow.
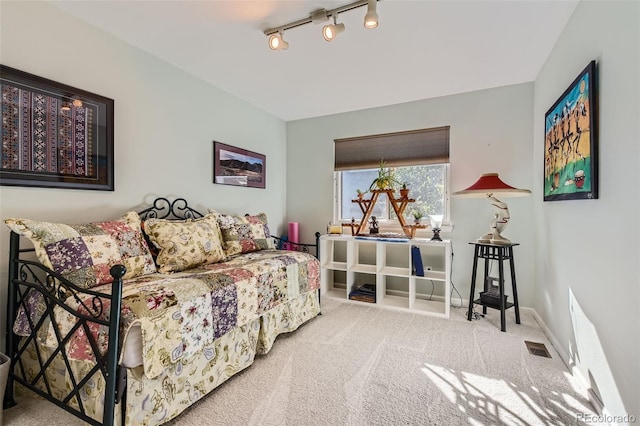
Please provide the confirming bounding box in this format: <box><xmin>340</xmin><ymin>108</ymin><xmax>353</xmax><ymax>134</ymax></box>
<box><xmin>5</xmin><ymin>212</ymin><xmax>157</xmax><ymax>288</ymax></box>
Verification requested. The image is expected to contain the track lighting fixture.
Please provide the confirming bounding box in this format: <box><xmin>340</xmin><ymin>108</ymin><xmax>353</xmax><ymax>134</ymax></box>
<box><xmin>323</xmin><ymin>15</ymin><xmax>345</xmax><ymax>42</ymax></box>
<box><xmin>364</xmin><ymin>0</ymin><xmax>379</xmax><ymax>29</ymax></box>
<box><xmin>264</xmin><ymin>0</ymin><xmax>379</xmax><ymax>50</ymax></box>
<box><xmin>268</xmin><ymin>31</ymin><xmax>289</xmax><ymax>50</ymax></box>
<box><xmin>311</xmin><ymin>9</ymin><xmax>329</xmax><ymax>24</ymax></box>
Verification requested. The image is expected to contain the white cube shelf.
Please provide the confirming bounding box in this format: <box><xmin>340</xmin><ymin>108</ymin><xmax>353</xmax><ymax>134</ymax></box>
<box><xmin>319</xmin><ymin>235</ymin><xmax>452</xmax><ymax>318</ymax></box>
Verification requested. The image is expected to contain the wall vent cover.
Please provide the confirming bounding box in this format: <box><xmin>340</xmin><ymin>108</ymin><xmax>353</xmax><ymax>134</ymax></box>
<box><xmin>525</xmin><ymin>341</ymin><xmax>551</xmax><ymax>358</ymax></box>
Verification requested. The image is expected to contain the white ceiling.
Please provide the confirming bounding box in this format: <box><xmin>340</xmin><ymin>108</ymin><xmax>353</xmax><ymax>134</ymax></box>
<box><xmin>51</xmin><ymin>0</ymin><xmax>579</xmax><ymax>121</ymax></box>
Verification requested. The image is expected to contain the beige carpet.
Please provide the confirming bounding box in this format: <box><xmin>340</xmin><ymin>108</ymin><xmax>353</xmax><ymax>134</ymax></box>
<box><xmin>3</xmin><ymin>297</ymin><xmax>596</xmax><ymax>425</ymax></box>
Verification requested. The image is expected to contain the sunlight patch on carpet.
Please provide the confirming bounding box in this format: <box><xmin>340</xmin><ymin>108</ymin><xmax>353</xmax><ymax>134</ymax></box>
<box><xmin>420</xmin><ymin>363</ymin><xmax>570</xmax><ymax>425</ymax></box>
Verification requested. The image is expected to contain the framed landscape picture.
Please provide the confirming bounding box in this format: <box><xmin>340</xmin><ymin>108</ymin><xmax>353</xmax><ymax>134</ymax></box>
<box><xmin>544</xmin><ymin>60</ymin><xmax>598</xmax><ymax>201</ymax></box>
<box><xmin>213</xmin><ymin>141</ymin><xmax>266</xmax><ymax>189</ymax></box>
<box><xmin>0</xmin><ymin>65</ymin><xmax>114</xmax><ymax>191</ymax></box>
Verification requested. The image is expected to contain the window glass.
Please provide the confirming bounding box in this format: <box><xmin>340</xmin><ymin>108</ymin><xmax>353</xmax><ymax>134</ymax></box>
<box><xmin>338</xmin><ymin>164</ymin><xmax>447</xmax><ymax>223</ymax></box>
<box><xmin>341</xmin><ymin>169</ymin><xmax>386</xmax><ymax>220</ymax></box>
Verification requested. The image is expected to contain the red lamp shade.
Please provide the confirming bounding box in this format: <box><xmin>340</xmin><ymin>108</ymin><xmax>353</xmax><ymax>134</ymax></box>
<box><xmin>453</xmin><ymin>173</ymin><xmax>531</xmax><ymax>198</ymax></box>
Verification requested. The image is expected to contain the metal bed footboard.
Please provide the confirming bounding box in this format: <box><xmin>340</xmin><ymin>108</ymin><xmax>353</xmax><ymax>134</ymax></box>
<box><xmin>271</xmin><ymin>232</ymin><xmax>321</xmax><ymax>257</ymax></box>
<box><xmin>271</xmin><ymin>231</ymin><xmax>322</xmax><ymax>308</ymax></box>
<box><xmin>4</xmin><ymin>231</ymin><xmax>125</xmax><ymax>426</ymax></box>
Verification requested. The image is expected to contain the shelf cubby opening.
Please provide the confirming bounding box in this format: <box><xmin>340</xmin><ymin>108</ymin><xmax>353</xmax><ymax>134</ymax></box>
<box><xmin>411</xmin><ymin>297</ymin><xmax>447</xmax><ymax>316</ymax></box>
<box><xmin>321</xmin><ymin>237</ymin><xmax>348</xmax><ymax>270</ymax></box>
<box><xmin>415</xmin><ymin>278</ymin><xmax>446</xmax><ymax>299</ymax></box>
<box><xmin>380</xmin><ymin>243</ymin><xmax>411</xmax><ymax>276</ymax></box>
<box><xmin>413</xmin><ymin>243</ymin><xmax>446</xmax><ymax>272</ymax></box>
<box><xmin>379</xmin><ymin>276</ymin><xmax>410</xmax><ymax>309</ymax></box>
<box><xmin>347</xmin><ymin>272</ymin><xmax>377</xmax><ymax>305</ymax></box>
<box><xmin>351</xmin><ymin>240</ymin><xmax>377</xmax><ymax>273</ymax></box>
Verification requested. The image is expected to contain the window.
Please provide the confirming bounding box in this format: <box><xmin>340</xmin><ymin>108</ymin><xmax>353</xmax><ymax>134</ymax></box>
<box><xmin>337</xmin><ymin>164</ymin><xmax>448</xmax><ymax>223</ymax></box>
<box><xmin>334</xmin><ymin>127</ymin><xmax>450</xmax><ymax>228</ymax></box>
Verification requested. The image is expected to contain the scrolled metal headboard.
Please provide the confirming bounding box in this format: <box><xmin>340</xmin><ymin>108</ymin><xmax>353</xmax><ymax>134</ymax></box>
<box><xmin>138</xmin><ymin>197</ymin><xmax>320</xmax><ymax>258</ymax></box>
<box><xmin>138</xmin><ymin>197</ymin><xmax>204</xmax><ymax>220</ymax></box>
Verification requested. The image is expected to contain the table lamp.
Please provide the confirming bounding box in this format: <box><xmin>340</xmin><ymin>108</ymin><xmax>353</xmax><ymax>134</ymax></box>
<box><xmin>453</xmin><ymin>173</ymin><xmax>530</xmax><ymax>245</ymax></box>
<box><xmin>429</xmin><ymin>214</ymin><xmax>443</xmax><ymax>241</ymax></box>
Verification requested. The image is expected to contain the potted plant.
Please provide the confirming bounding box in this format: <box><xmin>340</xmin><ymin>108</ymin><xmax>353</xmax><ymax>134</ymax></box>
<box><xmin>412</xmin><ymin>210</ymin><xmax>423</xmax><ymax>224</ymax></box>
<box><xmin>369</xmin><ymin>159</ymin><xmax>401</xmax><ymax>191</ymax></box>
<box><xmin>399</xmin><ymin>182</ymin><xmax>409</xmax><ymax>198</ymax></box>
<box><xmin>356</xmin><ymin>189</ymin><xmax>368</xmax><ymax>200</ymax></box>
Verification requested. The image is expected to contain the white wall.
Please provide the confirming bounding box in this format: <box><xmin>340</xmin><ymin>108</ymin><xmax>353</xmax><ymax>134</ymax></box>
<box><xmin>0</xmin><ymin>2</ymin><xmax>287</xmax><ymax>352</ymax></box>
<box><xmin>287</xmin><ymin>83</ymin><xmax>536</xmax><ymax>308</ymax></box>
<box><xmin>533</xmin><ymin>0</ymin><xmax>639</xmax><ymax>420</ymax></box>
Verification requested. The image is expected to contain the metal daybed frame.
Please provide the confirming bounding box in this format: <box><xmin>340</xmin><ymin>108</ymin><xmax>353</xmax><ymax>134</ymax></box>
<box><xmin>2</xmin><ymin>197</ymin><xmax>320</xmax><ymax>426</ymax></box>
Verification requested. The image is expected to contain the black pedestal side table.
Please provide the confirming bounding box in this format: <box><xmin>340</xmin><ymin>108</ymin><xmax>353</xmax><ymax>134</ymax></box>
<box><xmin>466</xmin><ymin>242</ymin><xmax>521</xmax><ymax>332</ymax></box>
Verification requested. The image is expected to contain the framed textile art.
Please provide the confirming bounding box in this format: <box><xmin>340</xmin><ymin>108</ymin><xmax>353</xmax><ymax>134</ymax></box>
<box><xmin>213</xmin><ymin>141</ymin><xmax>266</xmax><ymax>189</ymax></box>
<box><xmin>0</xmin><ymin>65</ymin><xmax>114</xmax><ymax>190</ymax></box>
<box><xmin>544</xmin><ymin>61</ymin><xmax>598</xmax><ymax>201</ymax></box>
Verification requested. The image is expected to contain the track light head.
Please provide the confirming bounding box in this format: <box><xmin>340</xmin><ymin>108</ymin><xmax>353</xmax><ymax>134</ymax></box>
<box><xmin>322</xmin><ymin>23</ymin><xmax>345</xmax><ymax>41</ymax></box>
<box><xmin>323</xmin><ymin>16</ymin><xmax>345</xmax><ymax>42</ymax></box>
<box><xmin>364</xmin><ymin>0</ymin><xmax>379</xmax><ymax>29</ymax></box>
<box><xmin>268</xmin><ymin>32</ymin><xmax>289</xmax><ymax>50</ymax></box>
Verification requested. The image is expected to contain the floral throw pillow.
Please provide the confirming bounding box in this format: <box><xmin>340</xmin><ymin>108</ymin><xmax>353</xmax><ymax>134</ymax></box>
<box><xmin>143</xmin><ymin>213</ymin><xmax>226</xmax><ymax>273</ymax></box>
<box><xmin>212</xmin><ymin>210</ymin><xmax>275</xmax><ymax>257</ymax></box>
<box><xmin>4</xmin><ymin>212</ymin><xmax>157</xmax><ymax>289</ymax></box>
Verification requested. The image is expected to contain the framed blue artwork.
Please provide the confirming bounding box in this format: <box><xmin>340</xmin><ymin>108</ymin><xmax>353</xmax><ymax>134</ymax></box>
<box><xmin>544</xmin><ymin>60</ymin><xmax>597</xmax><ymax>201</ymax></box>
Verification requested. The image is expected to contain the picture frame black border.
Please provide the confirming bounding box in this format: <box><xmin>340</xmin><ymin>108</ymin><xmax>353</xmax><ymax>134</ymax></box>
<box><xmin>213</xmin><ymin>141</ymin><xmax>266</xmax><ymax>189</ymax></box>
<box><xmin>0</xmin><ymin>65</ymin><xmax>114</xmax><ymax>191</ymax></box>
<box><xmin>543</xmin><ymin>60</ymin><xmax>598</xmax><ymax>201</ymax></box>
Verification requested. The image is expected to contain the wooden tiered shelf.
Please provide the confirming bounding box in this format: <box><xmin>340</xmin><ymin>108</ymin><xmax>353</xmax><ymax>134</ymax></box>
<box><xmin>342</xmin><ymin>189</ymin><xmax>426</xmax><ymax>238</ymax></box>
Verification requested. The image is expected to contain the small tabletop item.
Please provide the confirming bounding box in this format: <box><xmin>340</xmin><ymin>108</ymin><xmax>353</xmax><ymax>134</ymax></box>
<box><xmin>369</xmin><ymin>216</ymin><xmax>379</xmax><ymax>234</ymax></box>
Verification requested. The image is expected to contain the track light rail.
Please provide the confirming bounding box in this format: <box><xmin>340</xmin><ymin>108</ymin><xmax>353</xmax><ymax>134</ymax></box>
<box><xmin>263</xmin><ymin>0</ymin><xmax>376</xmax><ymax>36</ymax></box>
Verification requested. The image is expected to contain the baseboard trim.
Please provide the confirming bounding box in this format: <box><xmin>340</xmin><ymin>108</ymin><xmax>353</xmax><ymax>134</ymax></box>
<box><xmin>527</xmin><ymin>307</ymin><xmax>606</xmax><ymax>417</ymax></box>
<box><xmin>524</xmin><ymin>307</ymin><xmax>571</xmax><ymax>364</ymax></box>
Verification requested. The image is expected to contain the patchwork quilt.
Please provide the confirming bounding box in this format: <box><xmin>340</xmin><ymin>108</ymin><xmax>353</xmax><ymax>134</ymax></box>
<box><xmin>14</xmin><ymin>249</ymin><xmax>320</xmax><ymax>379</ymax></box>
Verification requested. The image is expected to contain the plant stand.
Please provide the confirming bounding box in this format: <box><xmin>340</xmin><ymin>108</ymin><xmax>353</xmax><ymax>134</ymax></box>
<box><xmin>343</xmin><ymin>189</ymin><xmax>426</xmax><ymax>237</ymax></box>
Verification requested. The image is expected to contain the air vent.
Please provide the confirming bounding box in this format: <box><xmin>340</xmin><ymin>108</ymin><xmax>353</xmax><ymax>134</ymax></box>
<box><xmin>525</xmin><ymin>341</ymin><xmax>551</xmax><ymax>358</ymax></box>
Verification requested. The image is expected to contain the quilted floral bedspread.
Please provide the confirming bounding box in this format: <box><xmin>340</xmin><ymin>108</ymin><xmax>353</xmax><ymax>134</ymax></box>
<box><xmin>15</xmin><ymin>249</ymin><xmax>319</xmax><ymax>379</ymax></box>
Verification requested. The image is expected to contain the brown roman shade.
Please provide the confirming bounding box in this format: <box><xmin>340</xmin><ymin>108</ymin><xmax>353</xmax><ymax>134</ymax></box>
<box><xmin>334</xmin><ymin>126</ymin><xmax>450</xmax><ymax>171</ymax></box>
